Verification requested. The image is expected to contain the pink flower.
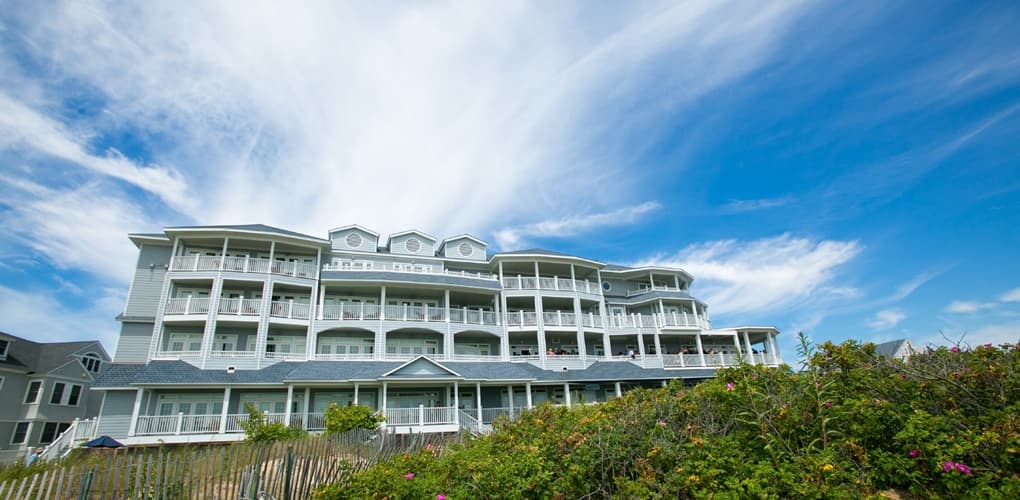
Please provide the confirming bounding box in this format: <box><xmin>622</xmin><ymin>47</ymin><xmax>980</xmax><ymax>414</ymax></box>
<box><xmin>437</xmin><ymin>495</ymin><xmax>447</xmax><ymax>500</ymax></box>
<box><xmin>908</xmin><ymin>449</ymin><xmax>919</xmax><ymax>458</ymax></box>
<box><xmin>823</xmin><ymin>401</ymin><xmax>832</xmax><ymax>408</ymax></box>
<box><xmin>752</xmin><ymin>375</ymin><xmax>759</xmax><ymax>380</ymax></box>
<box><xmin>405</xmin><ymin>473</ymin><xmax>415</xmax><ymax>480</ymax></box>
<box><xmin>658</xmin><ymin>420</ymin><xmax>668</xmax><ymax>427</ymax></box>
<box><xmin>725</xmin><ymin>383</ymin><xmax>735</xmax><ymax>391</ymax></box>
<box><xmin>941</xmin><ymin>461</ymin><xmax>973</xmax><ymax>475</ymax></box>
<box><xmin>950</xmin><ymin>346</ymin><xmax>959</xmax><ymax>353</ymax></box>
<box><xmin>957</xmin><ymin>463</ymin><xmax>972</xmax><ymax>475</ymax></box>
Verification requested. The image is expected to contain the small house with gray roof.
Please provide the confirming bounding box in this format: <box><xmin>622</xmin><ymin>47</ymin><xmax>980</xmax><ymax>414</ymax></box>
<box><xmin>0</xmin><ymin>331</ymin><xmax>109</xmax><ymax>463</ymax></box>
<box><xmin>92</xmin><ymin>223</ymin><xmax>781</xmax><ymax>445</ymax></box>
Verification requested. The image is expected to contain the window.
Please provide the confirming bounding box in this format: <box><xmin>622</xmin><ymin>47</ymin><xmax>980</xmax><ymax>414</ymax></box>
<box><xmin>346</xmin><ymin>233</ymin><xmax>362</xmax><ymax>248</ymax></box>
<box><xmin>0</xmin><ymin>339</ymin><xmax>8</xmax><ymax>360</ymax></box>
<box><xmin>24</xmin><ymin>380</ymin><xmax>42</xmax><ymax>404</ymax></box>
<box><xmin>39</xmin><ymin>422</ymin><xmax>71</xmax><ymax>444</ymax></box>
<box><xmin>80</xmin><ymin>353</ymin><xmax>102</xmax><ymax>373</ymax></box>
<box><xmin>10</xmin><ymin>422</ymin><xmax>29</xmax><ymax>445</ymax></box>
<box><xmin>49</xmin><ymin>382</ymin><xmax>83</xmax><ymax>406</ymax></box>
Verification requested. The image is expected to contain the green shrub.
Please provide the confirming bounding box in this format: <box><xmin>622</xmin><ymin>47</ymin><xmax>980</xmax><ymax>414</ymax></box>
<box><xmin>323</xmin><ymin>403</ymin><xmax>384</xmax><ymax>434</ymax></box>
<box><xmin>240</xmin><ymin>402</ymin><xmax>307</xmax><ymax>443</ymax></box>
<box><xmin>315</xmin><ymin>339</ymin><xmax>1020</xmax><ymax>499</ymax></box>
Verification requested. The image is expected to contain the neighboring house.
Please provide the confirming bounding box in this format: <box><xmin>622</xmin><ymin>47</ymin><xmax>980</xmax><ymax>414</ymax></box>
<box><xmin>94</xmin><ymin>224</ymin><xmax>781</xmax><ymax>444</ymax></box>
<box><xmin>0</xmin><ymin>332</ymin><xmax>109</xmax><ymax>463</ymax></box>
<box><xmin>873</xmin><ymin>339</ymin><xmax>920</xmax><ymax>361</ymax></box>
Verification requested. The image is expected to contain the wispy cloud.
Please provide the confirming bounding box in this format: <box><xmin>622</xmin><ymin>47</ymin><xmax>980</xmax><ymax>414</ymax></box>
<box><xmin>867</xmin><ymin>308</ymin><xmax>907</xmax><ymax>330</ymax></box>
<box><xmin>635</xmin><ymin>234</ymin><xmax>862</xmax><ymax>317</ymax></box>
<box><xmin>494</xmin><ymin>201</ymin><xmax>661</xmax><ymax>248</ymax></box>
<box><xmin>946</xmin><ymin>300</ymin><xmax>997</xmax><ymax>314</ymax></box>
<box><xmin>1000</xmin><ymin>287</ymin><xmax>1020</xmax><ymax>303</ymax></box>
<box><xmin>0</xmin><ymin>285</ymin><xmax>124</xmax><ymax>348</ymax></box>
<box><xmin>720</xmin><ymin>196</ymin><xmax>793</xmax><ymax>213</ymax></box>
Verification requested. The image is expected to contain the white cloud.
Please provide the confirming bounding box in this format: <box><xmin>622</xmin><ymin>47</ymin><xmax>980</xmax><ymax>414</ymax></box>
<box><xmin>720</xmin><ymin>196</ymin><xmax>793</xmax><ymax>213</ymax></box>
<box><xmin>867</xmin><ymin>308</ymin><xmax>907</xmax><ymax>330</ymax></box>
<box><xmin>494</xmin><ymin>201</ymin><xmax>661</xmax><ymax>248</ymax></box>
<box><xmin>634</xmin><ymin>234</ymin><xmax>862</xmax><ymax>316</ymax></box>
<box><xmin>945</xmin><ymin>300</ymin><xmax>997</xmax><ymax>314</ymax></box>
<box><xmin>1000</xmin><ymin>287</ymin><xmax>1020</xmax><ymax>303</ymax></box>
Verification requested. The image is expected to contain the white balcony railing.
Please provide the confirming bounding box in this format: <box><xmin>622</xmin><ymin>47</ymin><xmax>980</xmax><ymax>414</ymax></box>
<box><xmin>506</xmin><ymin>311</ymin><xmax>538</xmax><ymax>327</ymax></box>
<box><xmin>209</xmin><ymin>350</ymin><xmax>258</xmax><ymax>358</ymax></box>
<box><xmin>313</xmin><ymin>352</ymin><xmax>376</xmax><ymax>361</ymax></box>
<box><xmin>270</xmin><ymin>300</ymin><xmax>311</xmax><ymax>320</ymax></box>
<box><xmin>319</xmin><ymin>302</ymin><xmax>382</xmax><ymax>320</ymax></box>
<box><xmin>218</xmin><ymin>298</ymin><xmax>261</xmax><ymax>317</ymax></box>
<box><xmin>501</xmin><ymin>276</ymin><xmax>599</xmax><ymax>294</ymax></box>
<box><xmin>153</xmin><ymin>350</ymin><xmax>202</xmax><ymax>360</ymax></box>
<box><xmin>542</xmin><ymin>311</ymin><xmax>577</xmax><ymax>327</ymax></box>
<box><xmin>39</xmin><ymin>417</ymin><xmax>97</xmax><ymax>461</ymax></box>
<box><xmin>480</xmin><ymin>407</ymin><xmax>523</xmax><ymax>424</ymax></box>
<box><xmin>171</xmin><ymin>255</ymin><xmax>318</xmax><ymax>278</ymax></box>
<box><xmin>384</xmin><ymin>406</ymin><xmax>456</xmax><ymax>426</ymax></box>
<box><xmin>448</xmin><ymin>308</ymin><xmax>498</xmax><ymax>325</ymax></box>
<box><xmin>165</xmin><ymin>297</ymin><xmax>211</xmax><ymax>315</ymax></box>
<box><xmin>626</xmin><ymin>285</ymin><xmax>687</xmax><ymax>297</ymax></box>
<box><xmin>323</xmin><ymin>260</ymin><xmax>497</xmax><ymax>280</ymax></box>
<box><xmin>318</xmin><ymin>303</ymin><xmax>497</xmax><ymax>326</ymax></box>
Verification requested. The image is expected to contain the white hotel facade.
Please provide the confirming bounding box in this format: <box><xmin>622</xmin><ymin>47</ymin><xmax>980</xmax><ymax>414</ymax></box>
<box><xmin>93</xmin><ymin>224</ymin><xmax>780</xmax><ymax>444</ymax></box>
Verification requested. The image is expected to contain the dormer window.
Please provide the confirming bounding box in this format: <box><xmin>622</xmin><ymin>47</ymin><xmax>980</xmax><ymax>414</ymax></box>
<box><xmin>0</xmin><ymin>339</ymin><xmax>8</xmax><ymax>360</ymax></box>
<box><xmin>458</xmin><ymin>242</ymin><xmax>473</xmax><ymax>257</ymax></box>
<box><xmin>405</xmin><ymin>238</ymin><xmax>422</xmax><ymax>253</ymax></box>
<box><xmin>81</xmin><ymin>352</ymin><xmax>102</xmax><ymax>373</ymax></box>
<box><xmin>346</xmin><ymin>233</ymin><xmax>363</xmax><ymax>248</ymax></box>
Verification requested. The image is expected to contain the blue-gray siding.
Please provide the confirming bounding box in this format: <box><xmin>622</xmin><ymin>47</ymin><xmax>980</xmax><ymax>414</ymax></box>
<box><xmin>115</xmin><ymin>322</ymin><xmax>155</xmax><ymax>362</ymax></box>
<box><xmin>96</xmin><ymin>391</ymin><xmax>136</xmax><ymax>439</ymax></box>
<box><xmin>124</xmin><ymin>244</ymin><xmax>172</xmax><ymax>317</ymax></box>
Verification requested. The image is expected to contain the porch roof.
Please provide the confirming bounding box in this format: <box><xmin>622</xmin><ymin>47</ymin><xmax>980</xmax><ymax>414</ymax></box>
<box><xmin>319</xmin><ymin>270</ymin><xmax>501</xmax><ymax>289</ymax></box>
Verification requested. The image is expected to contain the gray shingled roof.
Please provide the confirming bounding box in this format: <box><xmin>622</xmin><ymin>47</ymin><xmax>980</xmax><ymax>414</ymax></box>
<box><xmin>602</xmin><ymin>264</ymin><xmax>632</xmax><ymax>271</ymax></box>
<box><xmin>0</xmin><ymin>332</ymin><xmax>103</xmax><ymax>373</ymax></box>
<box><xmin>165</xmin><ymin>224</ymin><xmax>328</xmax><ymax>242</ymax></box>
<box><xmin>320</xmin><ymin>271</ymin><xmax>501</xmax><ymax>290</ymax></box>
<box><xmin>95</xmin><ymin>359</ymin><xmax>717</xmax><ymax>387</ymax></box>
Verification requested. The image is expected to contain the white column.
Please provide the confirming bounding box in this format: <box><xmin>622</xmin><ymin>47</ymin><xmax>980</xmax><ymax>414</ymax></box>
<box><xmin>219</xmin><ymin>237</ymin><xmax>230</xmax><ymax>271</ymax></box>
<box><xmin>284</xmin><ymin>384</ymin><xmax>294</xmax><ymax>426</ymax></box>
<box><xmin>768</xmin><ymin>333</ymin><xmax>780</xmax><ymax>364</ymax></box>
<box><xmin>453</xmin><ymin>382</ymin><xmax>460</xmax><ymax>425</ymax></box>
<box><xmin>267</xmin><ymin>241</ymin><xmax>276</xmax><ymax>267</ymax></box>
<box><xmin>691</xmin><ymin>300</ymin><xmax>700</xmax><ymax>326</ymax></box>
<box><xmin>674</xmin><ymin>275</ymin><xmax>680</xmax><ymax>289</ymax></box>
<box><xmin>661</xmin><ymin>380</ymin><xmax>668</xmax><ymax>387</ymax></box>
<box><xmin>475</xmin><ymin>382</ymin><xmax>482</xmax><ymax>425</ymax></box>
<box><xmin>525</xmin><ymin>382</ymin><xmax>533</xmax><ymax>409</ymax></box>
<box><xmin>614</xmin><ymin>382</ymin><xmax>622</xmax><ymax>398</ymax></box>
<box><xmin>563</xmin><ymin>383</ymin><xmax>571</xmax><ymax>407</ymax></box>
<box><xmin>317</xmin><ymin>284</ymin><xmax>325</xmax><ymax>320</ymax></box>
<box><xmin>444</xmin><ymin>290</ymin><xmax>451</xmax><ymax>323</ymax></box>
<box><xmin>302</xmin><ymin>387</ymin><xmax>310</xmax><ymax>429</ymax></box>
<box><xmin>128</xmin><ymin>388</ymin><xmax>145</xmax><ymax>436</ymax></box>
<box><xmin>695</xmin><ymin>333</ymin><xmax>706</xmax><ymax>366</ymax></box>
<box><xmin>379</xmin><ymin>286</ymin><xmax>387</xmax><ymax>320</ymax></box>
<box><xmin>732</xmin><ymin>334</ymin><xmax>743</xmax><ymax>364</ymax></box>
<box><xmin>218</xmin><ymin>387</ymin><xmax>231</xmax><ymax>433</ymax></box>
<box><xmin>743</xmin><ymin>331</ymin><xmax>755</xmax><ymax>365</ymax></box>
<box><xmin>506</xmin><ymin>385</ymin><xmax>514</xmax><ymax>412</ymax></box>
<box><xmin>353</xmin><ymin>383</ymin><xmax>360</xmax><ymax>405</ymax></box>
<box><xmin>381</xmin><ymin>382</ymin><xmax>388</xmax><ymax>426</ymax></box>
<box><xmin>636</xmin><ymin>334</ymin><xmax>646</xmax><ymax>360</ymax></box>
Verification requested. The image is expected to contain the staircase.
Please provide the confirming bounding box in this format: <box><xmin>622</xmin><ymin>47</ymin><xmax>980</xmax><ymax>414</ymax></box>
<box><xmin>39</xmin><ymin>418</ymin><xmax>98</xmax><ymax>461</ymax></box>
<box><xmin>457</xmin><ymin>410</ymin><xmax>492</xmax><ymax>435</ymax></box>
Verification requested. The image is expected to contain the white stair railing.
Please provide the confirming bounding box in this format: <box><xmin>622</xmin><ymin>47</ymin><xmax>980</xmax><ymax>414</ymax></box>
<box><xmin>39</xmin><ymin>417</ymin><xmax>98</xmax><ymax>461</ymax></box>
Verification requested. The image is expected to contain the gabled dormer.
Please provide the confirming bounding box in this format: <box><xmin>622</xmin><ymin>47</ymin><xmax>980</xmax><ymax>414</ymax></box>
<box><xmin>438</xmin><ymin>234</ymin><xmax>487</xmax><ymax>261</ymax></box>
<box><xmin>387</xmin><ymin>229</ymin><xmax>436</xmax><ymax>257</ymax></box>
<box><xmin>328</xmin><ymin>225</ymin><xmax>380</xmax><ymax>253</ymax></box>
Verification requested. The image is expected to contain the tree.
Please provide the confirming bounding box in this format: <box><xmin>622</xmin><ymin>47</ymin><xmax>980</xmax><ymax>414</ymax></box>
<box><xmin>323</xmin><ymin>403</ymin><xmax>384</xmax><ymax>434</ymax></box>
<box><xmin>240</xmin><ymin>402</ymin><xmax>307</xmax><ymax>443</ymax></box>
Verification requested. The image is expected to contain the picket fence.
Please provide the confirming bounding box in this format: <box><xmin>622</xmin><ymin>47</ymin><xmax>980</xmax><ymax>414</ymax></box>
<box><xmin>0</xmin><ymin>429</ymin><xmax>457</xmax><ymax>499</ymax></box>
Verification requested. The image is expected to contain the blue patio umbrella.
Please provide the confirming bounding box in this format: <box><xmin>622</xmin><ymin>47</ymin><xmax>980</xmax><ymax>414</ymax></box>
<box><xmin>84</xmin><ymin>436</ymin><xmax>124</xmax><ymax>448</ymax></box>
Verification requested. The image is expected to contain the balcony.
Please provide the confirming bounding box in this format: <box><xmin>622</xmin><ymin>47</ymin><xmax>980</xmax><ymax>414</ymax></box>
<box><xmin>217</xmin><ymin>298</ymin><xmax>262</xmax><ymax>318</ymax></box>
<box><xmin>506</xmin><ymin>311</ymin><xmax>538</xmax><ymax>327</ymax></box>
<box><xmin>165</xmin><ymin>297</ymin><xmax>211</xmax><ymax>316</ymax></box>
<box><xmin>502</xmin><ymin>276</ymin><xmax>600</xmax><ymax>294</ymax></box>
<box><xmin>317</xmin><ymin>304</ymin><xmax>498</xmax><ymax>326</ymax></box>
<box><xmin>269</xmin><ymin>300</ymin><xmax>311</xmax><ymax>321</ymax></box>
<box><xmin>607</xmin><ymin>313</ymin><xmax>710</xmax><ymax>330</ymax></box>
<box><xmin>169</xmin><ymin>255</ymin><xmax>317</xmax><ymax>278</ymax></box>
<box><xmin>323</xmin><ymin>260</ymin><xmax>497</xmax><ymax>280</ymax></box>
<box><xmin>542</xmin><ymin>311</ymin><xmax>576</xmax><ymax>328</ymax></box>
<box><xmin>626</xmin><ymin>285</ymin><xmax>687</xmax><ymax>297</ymax></box>
<box><xmin>384</xmin><ymin>406</ymin><xmax>457</xmax><ymax>426</ymax></box>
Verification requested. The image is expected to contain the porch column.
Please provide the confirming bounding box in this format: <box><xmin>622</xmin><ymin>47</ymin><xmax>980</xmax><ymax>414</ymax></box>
<box><xmin>302</xmin><ymin>387</ymin><xmax>310</xmax><ymax>430</ymax></box>
<box><xmin>218</xmin><ymin>387</ymin><xmax>231</xmax><ymax>433</ymax></box>
<box><xmin>475</xmin><ymin>382</ymin><xmax>482</xmax><ymax>430</ymax></box>
<box><xmin>674</xmin><ymin>275</ymin><xmax>680</xmax><ymax>289</ymax></box>
<box><xmin>691</xmin><ymin>300</ymin><xmax>700</xmax><ymax>326</ymax></box>
<box><xmin>128</xmin><ymin>388</ymin><xmax>145</xmax><ymax>437</ymax></box>
<box><xmin>353</xmin><ymin>383</ymin><xmax>360</xmax><ymax>405</ymax></box>
<box><xmin>563</xmin><ymin>383</ymin><xmax>571</xmax><ymax>407</ymax></box>
<box><xmin>284</xmin><ymin>384</ymin><xmax>294</xmax><ymax>426</ymax></box>
<box><xmin>267</xmin><ymin>240</ymin><xmax>276</xmax><ymax>265</ymax></box>
<box><xmin>317</xmin><ymin>284</ymin><xmax>325</xmax><ymax>320</ymax></box>
<box><xmin>615</xmin><ymin>382</ymin><xmax>622</xmax><ymax>398</ymax></box>
<box><xmin>743</xmin><ymin>331</ymin><xmax>755</xmax><ymax>365</ymax></box>
<box><xmin>695</xmin><ymin>333</ymin><xmax>706</xmax><ymax>367</ymax></box>
<box><xmin>636</xmin><ymin>334</ymin><xmax>646</xmax><ymax>360</ymax></box>
<box><xmin>661</xmin><ymin>380</ymin><xmax>668</xmax><ymax>387</ymax></box>
<box><xmin>444</xmin><ymin>289</ymin><xmax>451</xmax><ymax>323</ymax></box>
<box><xmin>381</xmin><ymin>382</ymin><xmax>388</xmax><ymax>427</ymax></box>
<box><xmin>506</xmin><ymin>385</ymin><xmax>515</xmax><ymax>413</ymax></box>
<box><xmin>452</xmin><ymin>382</ymin><xmax>460</xmax><ymax>426</ymax></box>
<box><xmin>768</xmin><ymin>333</ymin><xmax>780</xmax><ymax>364</ymax></box>
<box><xmin>379</xmin><ymin>286</ymin><xmax>387</xmax><ymax>320</ymax></box>
<box><xmin>525</xmin><ymin>382</ymin><xmax>533</xmax><ymax>409</ymax></box>
<box><xmin>732</xmin><ymin>334</ymin><xmax>743</xmax><ymax>363</ymax></box>
<box><xmin>219</xmin><ymin>237</ymin><xmax>230</xmax><ymax>271</ymax></box>
<box><xmin>652</xmin><ymin>333</ymin><xmax>663</xmax><ymax>361</ymax></box>
<box><xmin>534</xmin><ymin>266</ymin><xmax>547</xmax><ymax>365</ymax></box>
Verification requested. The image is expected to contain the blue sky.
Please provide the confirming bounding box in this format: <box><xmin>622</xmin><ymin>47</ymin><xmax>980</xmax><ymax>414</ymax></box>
<box><xmin>1</xmin><ymin>1</ymin><xmax>1019</xmax><ymax>359</ymax></box>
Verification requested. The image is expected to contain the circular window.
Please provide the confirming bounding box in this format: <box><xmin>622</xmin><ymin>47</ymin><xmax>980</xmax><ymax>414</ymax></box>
<box><xmin>602</xmin><ymin>281</ymin><xmax>612</xmax><ymax>292</ymax></box>
<box><xmin>405</xmin><ymin>238</ymin><xmax>421</xmax><ymax>253</ymax></box>
<box><xmin>346</xmin><ymin>233</ymin><xmax>362</xmax><ymax>248</ymax></box>
<box><xmin>458</xmin><ymin>242</ymin><xmax>473</xmax><ymax>257</ymax></box>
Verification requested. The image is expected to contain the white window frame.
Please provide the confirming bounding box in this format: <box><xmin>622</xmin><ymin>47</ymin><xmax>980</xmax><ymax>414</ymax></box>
<box><xmin>24</xmin><ymin>380</ymin><xmax>43</xmax><ymax>404</ymax></box>
<box><xmin>167</xmin><ymin>332</ymin><xmax>204</xmax><ymax>352</ymax></box>
<box><xmin>48</xmin><ymin>382</ymin><xmax>84</xmax><ymax>407</ymax></box>
<box><xmin>80</xmin><ymin>352</ymin><xmax>102</xmax><ymax>373</ymax></box>
<box><xmin>9</xmin><ymin>422</ymin><xmax>29</xmax><ymax>445</ymax></box>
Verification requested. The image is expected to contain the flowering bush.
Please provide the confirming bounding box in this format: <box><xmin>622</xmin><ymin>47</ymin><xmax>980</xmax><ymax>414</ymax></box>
<box><xmin>316</xmin><ymin>339</ymin><xmax>1020</xmax><ymax>499</ymax></box>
